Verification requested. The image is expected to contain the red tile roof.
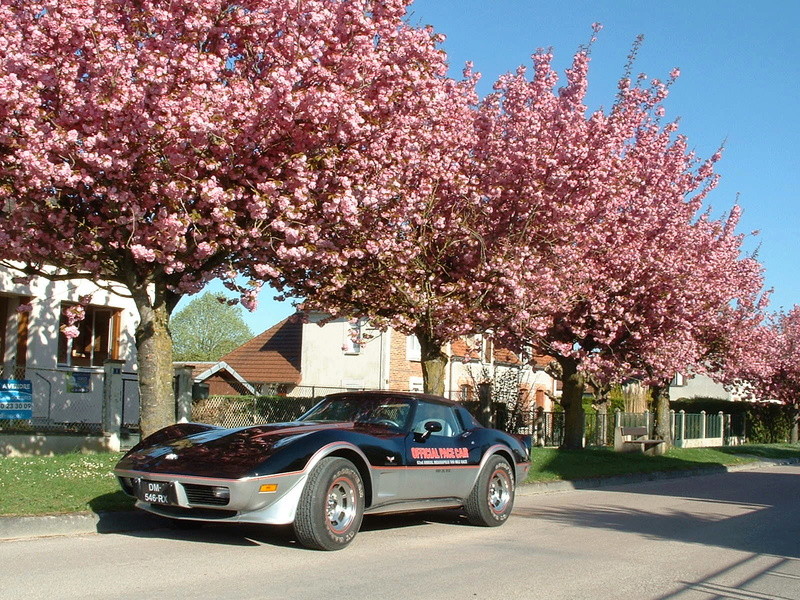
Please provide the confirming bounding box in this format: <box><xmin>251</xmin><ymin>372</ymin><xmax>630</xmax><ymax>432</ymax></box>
<box><xmin>220</xmin><ymin>317</ymin><xmax>303</xmax><ymax>384</ymax></box>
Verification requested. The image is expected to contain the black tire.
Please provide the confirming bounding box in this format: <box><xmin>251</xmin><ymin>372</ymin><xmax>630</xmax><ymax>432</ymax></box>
<box><xmin>464</xmin><ymin>454</ymin><xmax>515</xmax><ymax>527</ymax></box>
<box><xmin>293</xmin><ymin>457</ymin><xmax>365</xmax><ymax>550</ymax></box>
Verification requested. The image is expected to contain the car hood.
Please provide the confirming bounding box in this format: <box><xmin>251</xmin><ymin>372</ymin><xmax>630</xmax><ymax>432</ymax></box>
<box><xmin>116</xmin><ymin>421</ymin><xmax>356</xmax><ymax>479</ymax></box>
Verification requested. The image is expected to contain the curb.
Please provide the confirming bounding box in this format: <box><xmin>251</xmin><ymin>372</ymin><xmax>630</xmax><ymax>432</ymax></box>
<box><xmin>2</xmin><ymin>458</ymin><xmax>798</xmax><ymax>542</ymax></box>
<box><xmin>516</xmin><ymin>456</ymin><xmax>800</xmax><ymax>496</ymax></box>
<box><xmin>0</xmin><ymin>509</ymin><xmax>165</xmax><ymax>542</ymax></box>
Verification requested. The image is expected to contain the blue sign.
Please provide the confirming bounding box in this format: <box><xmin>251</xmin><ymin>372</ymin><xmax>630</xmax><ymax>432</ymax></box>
<box><xmin>0</xmin><ymin>379</ymin><xmax>33</xmax><ymax>420</ymax></box>
<box><xmin>66</xmin><ymin>371</ymin><xmax>91</xmax><ymax>394</ymax></box>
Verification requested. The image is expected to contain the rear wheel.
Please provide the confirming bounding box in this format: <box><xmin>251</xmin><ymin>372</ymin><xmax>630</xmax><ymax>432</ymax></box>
<box><xmin>464</xmin><ymin>455</ymin><xmax>514</xmax><ymax>526</ymax></box>
<box><xmin>293</xmin><ymin>457</ymin><xmax>365</xmax><ymax>550</ymax></box>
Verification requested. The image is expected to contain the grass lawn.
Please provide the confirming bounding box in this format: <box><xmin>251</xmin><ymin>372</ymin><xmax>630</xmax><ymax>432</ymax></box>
<box><xmin>0</xmin><ymin>453</ymin><xmax>133</xmax><ymax>516</ymax></box>
<box><xmin>525</xmin><ymin>443</ymin><xmax>800</xmax><ymax>484</ymax></box>
<box><xmin>0</xmin><ymin>444</ymin><xmax>798</xmax><ymax>517</ymax></box>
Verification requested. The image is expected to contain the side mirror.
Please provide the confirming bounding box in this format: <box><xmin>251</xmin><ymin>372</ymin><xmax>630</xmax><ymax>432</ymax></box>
<box><xmin>415</xmin><ymin>420</ymin><xmax>443</xmax><ymax>443</ymax></box>
<box><xmin>425</xmin><ymin>420</ymin><xmax>443</xmax><ymax>434</ymax></box>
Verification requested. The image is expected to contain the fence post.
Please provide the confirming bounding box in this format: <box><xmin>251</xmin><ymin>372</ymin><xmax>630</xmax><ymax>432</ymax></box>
<box><xmin>700</xmin><ymin>410</ymin><xmax>707</xmax><ymax>443</ymax></box>
<box><xmin>102</xmin><ymin>359</ymin><xmax>126</xmax><ymax>452</ymax></box>
<box><xmin>614</xmin><ymin>408</ymin><xmax>621</xmax><ymax>429</ymax></box>
<box><xmin>727</xmin><ymin>412</ymin><xmax>733</xmax><ymax>444</ymax></box>
<box><xmin>645</xmin><ymin>410</ymin><xmax>651</xmax><ymax>434</ymax></box>
<box><xmin>174</xmin><ymin>365</ymin><xmax>194</xmax><ymax>423</ymax></box>
<box><xmin>719</xmin><ymin>411</ymin><xmax>725</xmax><ymax>442</ymax></box>
<box><xmin>678</xmin><ymin>410</ymin><xmax>686</xmax><ymax>447</ymax></box>
<box><xmin>670</xmin><ymin>409</ymin><xmax>676</xmax><ymax>441</ymax></box>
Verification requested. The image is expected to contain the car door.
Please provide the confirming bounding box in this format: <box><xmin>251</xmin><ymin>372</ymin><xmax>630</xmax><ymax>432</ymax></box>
<box><xmin>403</xmin><ymin>399</ymin><xmax>480</xmax><ymax>500</ymax></box>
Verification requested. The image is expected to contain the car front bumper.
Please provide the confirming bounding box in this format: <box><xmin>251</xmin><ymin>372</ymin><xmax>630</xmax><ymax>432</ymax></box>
<box><xmin>114</xmin><ymin>468</ymin><xmax>310</xmax><ymax>525</ymax></box>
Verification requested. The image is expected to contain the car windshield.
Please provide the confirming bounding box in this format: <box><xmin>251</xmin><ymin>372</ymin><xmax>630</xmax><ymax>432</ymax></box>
<box><xmin>298</xmin><ymin>395</ymin><xmax>414</xmax><ymax>431</ymax></box>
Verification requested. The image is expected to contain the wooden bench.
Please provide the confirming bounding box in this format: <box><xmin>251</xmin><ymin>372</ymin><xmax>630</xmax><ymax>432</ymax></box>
<box><xmin>614</xmin><ymin>426</ymin><xmax>666</xmax><ymax>456</ymax></box>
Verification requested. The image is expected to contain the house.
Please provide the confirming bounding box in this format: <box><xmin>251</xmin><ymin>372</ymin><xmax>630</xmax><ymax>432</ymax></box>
<box><xmin>669</xmin><ymin>372</ymin><xmax>749</xmax><ymax>403</ymax></box>
<box><xmin>0</xmin><ymin>263</ymin><xmax>140</xmax><ymax>430</ymax></box>
<box><xmin>199</xmin><ymin>312</ymin><xmax>560</xmax><ymax>412</ymax></box>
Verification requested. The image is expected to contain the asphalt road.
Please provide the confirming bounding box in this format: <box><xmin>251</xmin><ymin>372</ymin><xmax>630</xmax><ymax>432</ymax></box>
<box><xmin>2</xmin><ymin>465</ymin><xmax>799</xmax><ymax>600</ymax></box>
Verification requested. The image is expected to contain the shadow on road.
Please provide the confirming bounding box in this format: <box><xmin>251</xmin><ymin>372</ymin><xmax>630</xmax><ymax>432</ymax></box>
<box><xmin>654</xmin><ymin>554</ymin><xmax>800</xmax><ymax>600</ymax></box>
<box><xmin>516</xmin><ymin>469</ymin><xmax>800</xmax><ymax>559</ymax></box>
<box><xmin>108</xmin><ymin>507</ymin><xmax>468</xmax><ymax>549</ymax></box>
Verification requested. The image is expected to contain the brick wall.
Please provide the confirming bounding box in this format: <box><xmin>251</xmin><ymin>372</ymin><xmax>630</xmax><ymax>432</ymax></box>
<box><xmin>387</xmin><ymin>332</ymin><xmax>422</xmax><ymax>391</ymax></box>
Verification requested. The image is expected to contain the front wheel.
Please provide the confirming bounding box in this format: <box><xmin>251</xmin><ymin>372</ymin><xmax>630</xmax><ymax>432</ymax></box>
<box><xmin>293</xmin><ymin>457</ymin><xmax>365</xmax><ymax>550</ymax></box>
<box><xmin>464</xmin><ymin>455</ymin><xmax>515</xmax><ymax>526</ymax></box>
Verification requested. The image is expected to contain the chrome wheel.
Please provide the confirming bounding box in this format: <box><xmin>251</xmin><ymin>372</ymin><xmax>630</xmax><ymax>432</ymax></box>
<box><xmin>326</xmin><ymin>476</ymin><xmax>357</xmax><ymax>534</ymax></box>
<box><xmin>294</xmin><ymin>457</ymin><xmax>364</xmax><ymax>550</ymax></box>
<box><xmin>488</xmin><ymin>467</ymin><xmax>512</xmax><ymax>515</ymax></box>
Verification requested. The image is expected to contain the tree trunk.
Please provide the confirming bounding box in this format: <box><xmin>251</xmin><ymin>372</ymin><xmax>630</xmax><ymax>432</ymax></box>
<box><xmin>557</xmin><ymin>355</ymin><xmax>585</xmax><ymax>450</ymax></box>
<box><xmin>596</xmin><ymin>399</ymin><xmax>609</xmax><ymax>446</ymax></box>
<box><xmin>791</xmin><ymin>405</ymin><xmax>799</xmax><ymax>444</ymax></box>
<box><xmin>651</xmin><ymin>383</ymin><xmax>673</xmax><ymax>450</ymax></box>
<box><xmin>590</xmin><ymin>379</ymin><xmax>611</xmax><ymax>446</ymax></box>
<box><xmin>417</xmin><ymin>330</ymin><xmax>448</xmax><ymax>397</ymax></box>
<box><xmin>477</xmin><ymin>382</ymin><xmax>492</xmax><ymax>428</ymax></box>
<box><xmin>130</xmin><ymin>281</ymin><xmax>178</xmax><ymax>438</ymax></box>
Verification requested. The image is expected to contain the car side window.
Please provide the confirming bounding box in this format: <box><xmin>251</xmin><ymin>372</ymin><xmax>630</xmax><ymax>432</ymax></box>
<box><xmin>412</xmin><ymin>401</ymin><xmax>463</xmax><ymax>438</ymax></box>
<box><xmin>456</xmin><ymin>406</ymin><xmax>480</xmax><ymax>430</ymax></box>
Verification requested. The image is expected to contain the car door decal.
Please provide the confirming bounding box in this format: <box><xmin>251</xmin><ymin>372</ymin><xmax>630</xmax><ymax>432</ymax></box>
<box><xmin>409</xmin><ymin>445</ymin><xmax>470</xmax><ymax>464</ymax></box>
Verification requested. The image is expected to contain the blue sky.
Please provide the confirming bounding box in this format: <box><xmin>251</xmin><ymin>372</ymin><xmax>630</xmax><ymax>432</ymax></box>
<box><xmin>185</xmin><ymin>0</ymin><xmax>800</xmax><ymax>334</ymax></box>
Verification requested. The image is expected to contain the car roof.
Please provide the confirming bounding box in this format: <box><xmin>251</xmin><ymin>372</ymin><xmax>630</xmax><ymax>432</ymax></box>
<box><xmin>324</xmin><ymin>390</ymin><xmax>460</xmax><ymax>407</ymax></box>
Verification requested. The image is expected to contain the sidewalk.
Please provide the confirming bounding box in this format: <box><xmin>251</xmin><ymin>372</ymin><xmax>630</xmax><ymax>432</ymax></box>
<box><xmin>2</xmin><ymin>457</ymin><xmax>797</xmax><ymax>542</ymax></box>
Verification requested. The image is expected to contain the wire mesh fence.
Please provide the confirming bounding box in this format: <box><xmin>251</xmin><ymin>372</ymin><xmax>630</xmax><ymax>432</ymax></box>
<box><xmin>193</xmin><ymin>395</ymin><xmax>318</xmax><ymax>428</ymax></box>
<box><xmin>190</xmin><ymin>385</ymin><xmax>358</xmax><ymax>428</ymax></box>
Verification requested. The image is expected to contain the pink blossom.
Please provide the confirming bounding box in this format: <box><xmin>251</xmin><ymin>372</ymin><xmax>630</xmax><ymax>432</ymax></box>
<box><xmin>130</xmin><ymin>245</ymin><xmax>156</xmax><ymax>263</ymax></box>
<box><xmin>61</xmin><ymin>325</ymin><xmax>80</xmax><ymax>339</ymax></box>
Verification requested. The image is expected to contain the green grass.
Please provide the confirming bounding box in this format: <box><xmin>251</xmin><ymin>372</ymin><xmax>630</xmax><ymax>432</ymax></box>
<box><xmin>0</xmin><ymin>444</ymin><xmax>798</xmax><ymax>517</ymax></box>
<box><xmin>525</xmin><ymin>443</ymin><xmax>800</xmax><ymax>484</ymax></box>
<box><xmin>0</xmin><ymin>453</ymin><xmax>133</xmax><ymax>517</ymax></box>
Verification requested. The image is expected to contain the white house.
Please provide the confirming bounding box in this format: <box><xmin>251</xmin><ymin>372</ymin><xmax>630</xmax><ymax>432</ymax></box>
<box><xmin>0</xmin><ymin>263</ymin><xmax>140</xmax><ymax>429</ymax></box>
<box><xmin>669</xmin><ymin>372</ymin><xmax>748</xmax><ymax>402</ymax></box>
<box><xmin>202</xmin><ymin>312</ymin><xmax>560</xmax><ymax>416</ymax></box>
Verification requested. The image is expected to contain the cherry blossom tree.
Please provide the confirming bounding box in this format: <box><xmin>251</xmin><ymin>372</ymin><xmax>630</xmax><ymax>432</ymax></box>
<box><xmin>0</xmin><ymin>0</ymin><xmax>460</xmax><ymax>435</ymax></box>
<box><xmin>253</xmin><ymin>65</ymin><xmax>485</xmax><ymax>395</ymax></box>
<box><xmin>481</xmin><ymin>34</ymin><xmax>767</xmax><ymax>449</ymax></box>
<box><xmin>598</xmin><ymin>207</ymin><xmax>769</xmax><ymax>448</ymax></box>
<box><xmin>747</xmin><ymin>307</ymin><xmax>800</xmax><ymax>443</ymax></box>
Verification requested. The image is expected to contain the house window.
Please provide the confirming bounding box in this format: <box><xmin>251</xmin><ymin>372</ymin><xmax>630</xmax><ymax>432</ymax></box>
<box><xmin>671</xmin><ymin>373</ymin><xmax>686</xmax><ymax>387</ymax></box>
<box><xmin>342</xmin><ymin>319</ymin><xmax>362</xmax><ymax>355</ymax></box>
<box><xmin>57</xmin><ymin>304</ymin><xmax>120</xmax><ymax>367</ymax></box>
<box><xmin>460</xmin><ymin>384</ymin><xmax>473</xmax><ymax>401</ymax></box>
<box><xmin>406</xmin><ymin>335</ymin><xmax>421</xmax><ymax>362</ymax></box>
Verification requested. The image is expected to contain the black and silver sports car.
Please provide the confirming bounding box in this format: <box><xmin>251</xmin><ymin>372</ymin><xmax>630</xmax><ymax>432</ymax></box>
<box><xmin>115</xmin><ymin>391</ymin><xmax>531</xmax><ymax>550</ymax></box>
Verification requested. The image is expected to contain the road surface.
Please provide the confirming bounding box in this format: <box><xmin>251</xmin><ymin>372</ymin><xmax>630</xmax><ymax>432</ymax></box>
<box><xmin>2</xmin><ymin>464</ymin><xmax>798</xmax><ymax>600</ymax></box>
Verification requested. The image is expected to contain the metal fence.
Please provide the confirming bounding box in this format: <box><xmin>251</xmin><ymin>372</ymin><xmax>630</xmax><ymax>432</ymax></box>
<box><xmin>121</xmin><ymin>372</ymin><xmax>141</xmax><ymax>431</ymax></box>
<box><xmin>0</xmin><ymin>365</ymin><xmax>118</xmax><ymax>435</ymax></box>
<box><xmin>4</xmin><ymin>366</ymin><xmax>101</xmax><ymax>433</ymax></box>
<box><xmin>0</xmin><ymin>366</ymin><xmax>751</xmax><ymax>448</ymax></box>
<box><xmin>189</xmin><ymin>390</ymin><xmax>743</xmax><ymax>450</ymax></box>
<box><xmin>191</xmin><ymin>385</ymin><xmax>354</xmax><ymax>428</ymax></box>
<box><xmin>507</xmin><ymin>405</ymin><xmax>743</xmax><ymax>448</ymax></box>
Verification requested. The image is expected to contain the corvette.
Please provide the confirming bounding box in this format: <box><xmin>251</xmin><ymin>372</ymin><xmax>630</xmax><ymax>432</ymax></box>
<box><xmin>115</xmin><ymin>391</ymin><xmax>531</xmax><ymax>550</ymax></box>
